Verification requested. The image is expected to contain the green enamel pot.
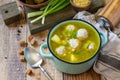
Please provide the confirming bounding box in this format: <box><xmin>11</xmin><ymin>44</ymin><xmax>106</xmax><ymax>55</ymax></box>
<box><xmin>39</xmin><ymin>19</ymin><xmax>108</xmax><ymax>74</ymax></box>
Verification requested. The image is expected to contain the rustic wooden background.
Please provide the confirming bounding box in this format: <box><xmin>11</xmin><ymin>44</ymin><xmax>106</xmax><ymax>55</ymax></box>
<box><xmin>0</xmin><ymin>0</ymin><xmax>109</xmax><ymax>80</ymax></box>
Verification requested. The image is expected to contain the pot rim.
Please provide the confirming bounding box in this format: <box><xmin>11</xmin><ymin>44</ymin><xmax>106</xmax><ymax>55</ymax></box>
<box><xmin>47</xmin><ymin>19</ymin><xmax>101</xmax><ymax>64</ymax></box>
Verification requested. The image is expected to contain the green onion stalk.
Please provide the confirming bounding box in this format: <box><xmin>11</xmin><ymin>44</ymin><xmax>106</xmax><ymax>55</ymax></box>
<box><xmin>27</xmin><ymin>0</ymin><xmax>70</xmax><ymax>24</ymax></box>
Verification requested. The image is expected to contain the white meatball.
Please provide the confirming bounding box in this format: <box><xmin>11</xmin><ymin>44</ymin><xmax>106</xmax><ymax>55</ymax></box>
<box><xmin>66</xmin><ymin>24</ymin><xmax>75</xmax><ymax>31</ymax></box>
<box><xmin>69</xmin><ymin>39</ymin><xmax>79</xmax><ymax>48</ymax></box>
<box><xmin>56</xmin><ymin>46</ymin><xmax>65</xmax><ymax>54</ymax></box>
<box><xmin>77</xmin><ymin>28</ymin><xmax>88</xmax><ymax>39</ymax></box>
<box><xmin>88</xmin><ymin>43</ymin><xmax>94</xmax><ymax>50</ymax></box>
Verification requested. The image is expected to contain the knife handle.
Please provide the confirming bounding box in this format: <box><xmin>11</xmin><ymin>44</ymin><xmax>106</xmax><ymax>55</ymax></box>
<box><xmin>98</xmin><ymin>0</ymin><xmax>120</xmax><ymax>29</ymax></box>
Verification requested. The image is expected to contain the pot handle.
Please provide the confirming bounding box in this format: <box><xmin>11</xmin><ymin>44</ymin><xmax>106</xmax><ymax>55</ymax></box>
<box><xmin>39</xmin><ymin>42</ymin><xmax>53</xmax><ymax>59</ymax></box>
<box><xmin>99</xmin><ymin>31</ymin><xmax>108</xmax><ymax>47</ymax></box>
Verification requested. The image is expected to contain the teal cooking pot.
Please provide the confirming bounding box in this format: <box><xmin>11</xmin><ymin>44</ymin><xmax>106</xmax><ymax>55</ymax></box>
<box><xmin>39</xmin><ymin>19</ymin><xmax>108</xmax><ymax>74</ymax></box>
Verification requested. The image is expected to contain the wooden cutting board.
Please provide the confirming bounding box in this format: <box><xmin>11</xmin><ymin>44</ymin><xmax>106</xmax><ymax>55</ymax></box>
<box><xmin>25</xmin><ymin>6</ymin><xmax>76</xmax><ymax>34</ymax></box>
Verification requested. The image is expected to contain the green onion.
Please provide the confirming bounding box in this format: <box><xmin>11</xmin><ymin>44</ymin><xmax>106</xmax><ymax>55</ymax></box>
<box><xmin>41</xmin><ymin>0</ymin><xmax>54</xmax><ymax>24</ymax></box>
<box><xmin>28</xmin><ymin>0</ymin><xmax>70</xmax><ymax>24</ymax></box>
<box><xmin>41</xmin><ymin>0</ymin><xmax>59</xmax><ymax>24</ymax></box>
<box><xmin>27</xmin><ymin>11</ymin><xmax>43</xmax><ymax>18</ymax></box>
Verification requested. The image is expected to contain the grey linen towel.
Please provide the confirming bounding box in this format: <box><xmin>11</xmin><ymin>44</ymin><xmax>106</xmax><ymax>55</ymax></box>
<box><xmin>73</xmin><ymin>11</ymin><xmax>120</xmax><ymax>80</ymax></box>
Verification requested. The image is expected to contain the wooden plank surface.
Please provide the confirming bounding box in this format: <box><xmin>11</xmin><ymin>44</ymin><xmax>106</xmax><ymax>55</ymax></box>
<box><xmin>0</xmin><ymin>0</ymin><xmax>112</xmax><ymax>80</ymax></box>
<box><xmin>0</xmin><ymin>7</ymin><xmax>27</xmax><ymax>80</ymax></box>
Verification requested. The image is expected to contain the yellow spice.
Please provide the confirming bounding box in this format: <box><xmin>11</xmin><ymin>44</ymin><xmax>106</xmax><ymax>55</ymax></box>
<box><xmin>73</xmin><ymin>0</ymin><xmax>91</xmax><ymax>7</ymax></box>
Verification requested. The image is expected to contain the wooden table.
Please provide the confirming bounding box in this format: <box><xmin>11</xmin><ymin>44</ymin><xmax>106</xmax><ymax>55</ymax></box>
<box><xmin>0</xmin><ymin>0</ymin><xmax>107</xmax><ymax>80</ymax></box>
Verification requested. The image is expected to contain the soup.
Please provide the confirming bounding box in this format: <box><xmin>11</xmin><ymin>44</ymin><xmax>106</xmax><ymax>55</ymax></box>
<box><xmin>49</xmin><ymin>20</ymin><xmax>100</xmax><ymax>63</ymax></box>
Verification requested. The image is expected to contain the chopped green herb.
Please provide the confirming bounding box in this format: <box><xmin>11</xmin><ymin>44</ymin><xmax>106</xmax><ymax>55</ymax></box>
<box><xmin>70</xmin><ymin>32</ymin><xmax>77</xmax><ymax>38</ymax></box>
<box><xmin>65</xmin><ymin>43</ymin><xmax>70</xmax><ymax>47</ymax></box>
<box><xmin>74</xmin><ymin>50</ymin><xmax>82</xmax><ymax>54</ymax></box>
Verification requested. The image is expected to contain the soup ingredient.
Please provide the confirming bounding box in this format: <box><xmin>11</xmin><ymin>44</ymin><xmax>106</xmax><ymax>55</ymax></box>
<box><xmin>71</xmin><ymin>54</ymin><xmax>77</xmax><ymax>62</ymax></box>
<box><xmin>70</xmin><ymin>32</ymin><xmax>77</xmax><ymax>38</ymax></box>
<box><xmin>74</xmin><ymin>50</ymin><xmax>82</xmax><ymax>54</ymax></box>
<box><xmin>29</xmin><ymin>0</ymin><xmax>70</xmax><ymax>24</ymax></box>
<box><xmin>51</xmin><ymin>34</ymin><xmax>61</xmax><ymax>44</ymax></box>
<box><xmin>84</xmin><ymin>41</ymin><xmax>95</xmax><ymax>50</ymax></box>
<box><xmin>56</xmin><ymin>46</ymin><xmax>65</xmax><ymax>54</ymax></box>
<box><xmin>69</xmin><ymin>39</ymin><xmax>79</xmax><ymax>48</ymax></box>
<box><xmin>88</xmin><ymin>43</ymin><xmax>95</xmax><ymax>50</ymax></box>
<box><xmin>26</xmin><ymin>69</ymin><xmax>33</xmax><ymax>75</ymax></box>
<box><xmin>73</xmin><ymin>0</ymin><xmax>91</xmax><ymax>7</ymax></box>
<box><xmin>66</xmin><ymin>24</ymin><xmax>75</xmax><ymax>31</ymax></box>
<box><xmin>77</xmin><ymin>28</ymin><xmax>88</xmax><ymax>39</ymax></box>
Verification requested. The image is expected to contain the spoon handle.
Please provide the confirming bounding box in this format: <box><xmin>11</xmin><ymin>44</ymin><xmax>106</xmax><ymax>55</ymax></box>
<box><xmin>39</xmin><ymin>65</ymin><xmax>53</xmax><ymax>80</ymax></box>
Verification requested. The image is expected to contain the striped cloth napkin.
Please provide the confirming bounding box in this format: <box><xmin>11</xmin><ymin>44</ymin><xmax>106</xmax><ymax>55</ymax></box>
<box><xmin>73</xmin><ymin>11</ymin><xmax>120</xmax><ymax>80</ymax></box>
